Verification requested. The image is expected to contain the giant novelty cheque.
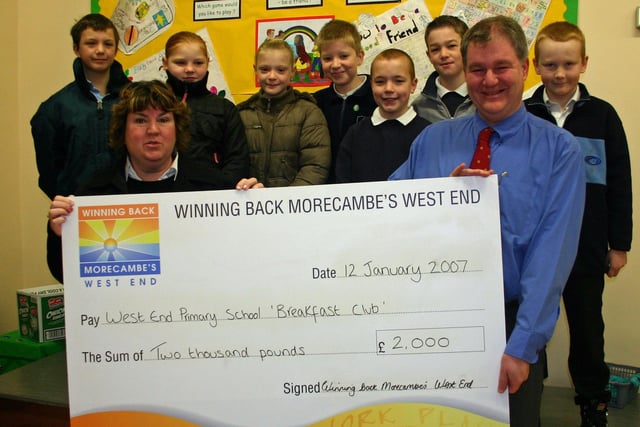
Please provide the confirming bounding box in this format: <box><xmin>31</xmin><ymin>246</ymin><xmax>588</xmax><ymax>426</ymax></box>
<box><xmin>62</xmin><ymin>176</ymin><xmax>509</xmax><ymax>426</ymax></box>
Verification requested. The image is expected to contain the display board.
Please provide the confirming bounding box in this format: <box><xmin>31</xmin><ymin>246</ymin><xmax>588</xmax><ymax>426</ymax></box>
<box><xmin>93</xmin><ymin>0</ymin><xmax>577</xmax><ymax>102</ymax></box>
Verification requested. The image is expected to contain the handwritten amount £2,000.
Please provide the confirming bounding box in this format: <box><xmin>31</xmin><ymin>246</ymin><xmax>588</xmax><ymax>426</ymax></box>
<box><xmin>338</xmin><ymin>259</ymin><xmax>469</xmax><ymax>283</ymax></box>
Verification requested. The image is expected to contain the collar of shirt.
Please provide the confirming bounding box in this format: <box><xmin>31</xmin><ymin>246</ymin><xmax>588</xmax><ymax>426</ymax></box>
<box><xmin>371</xmin><ymin>107</ymin><xmax>417</xmax><ymax>126</ymax></box>
<box><xmin>435</xmin><ymin>78</ymin><xmax>468</xmax><ymax>99</ymax></box>
<box><xmin>543</xmin><ymin>86</ymin><xmax>580</xmax><ymax>127</ymax></box>
<box><xmin>474</xmin><ymin>104</ymin><xmax>531</xmax><ymax>144</ymax></box>
<box><xmin>333</xmin><ymin>74</ymin><xmax>367</xmax><ymax>99</ymax></box>
<box><xmin>87</xmin><ymin>80</ymin><xmax>105</xmax><ymax>102</ymax></box>
<box><xmin>126</xmin><ymin>153</ymin><xmax>179</xmax><ymax>182</ymax></box>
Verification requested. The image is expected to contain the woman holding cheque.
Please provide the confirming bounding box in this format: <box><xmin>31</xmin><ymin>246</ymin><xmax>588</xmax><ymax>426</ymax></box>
<box><xmin>47</xmin><ymin>80</ymin><xmax>261</xmax><ymax>282</ymax></box>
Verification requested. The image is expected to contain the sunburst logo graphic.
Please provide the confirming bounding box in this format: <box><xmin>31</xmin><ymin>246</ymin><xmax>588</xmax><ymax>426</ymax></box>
<box><xmin>78</xmin><ymin>204</ymin><xmax>160</xmax><ymax>277</ymax></box>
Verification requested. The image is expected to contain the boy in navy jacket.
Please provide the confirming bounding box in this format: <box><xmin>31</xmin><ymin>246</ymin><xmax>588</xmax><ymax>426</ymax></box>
<box><xmin>525</xmin><ymin>21</ymin><xmax>632</xmax><ymax>427</ymax></box>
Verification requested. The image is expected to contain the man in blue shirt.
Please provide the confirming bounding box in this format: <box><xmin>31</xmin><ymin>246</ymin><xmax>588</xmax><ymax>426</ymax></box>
<box><xmin>390</xmin><ymin>16</ymin><xmax>585</xmax><ymax>427</ymax></box>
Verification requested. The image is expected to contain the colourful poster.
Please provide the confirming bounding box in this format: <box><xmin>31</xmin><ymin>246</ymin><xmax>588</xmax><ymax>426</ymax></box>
<box><xmin>442</xmin><ymin>0</ymin><xmax>551</xmax><ymax>46</ymax></box>
<box><xmin>111</xmin><ymin>0</ymin><xmax>176</xmax><ymax>54</ymax></box>
<box><xmin>255</xmin><ymin>16</ymin><xmax>333</xmax><ymax>86</ymax></box>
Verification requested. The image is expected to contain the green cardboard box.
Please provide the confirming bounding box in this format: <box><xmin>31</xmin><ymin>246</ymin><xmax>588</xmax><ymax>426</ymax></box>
<box><xmin>17</xmin><ymin>284</ymin><xmax>65</xmax><ymax>343</ymax></box>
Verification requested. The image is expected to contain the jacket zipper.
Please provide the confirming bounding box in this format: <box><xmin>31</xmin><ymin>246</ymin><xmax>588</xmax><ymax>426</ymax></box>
<box><xmin>97</xmin><ymin>100</ymin><xmax>104</xmax><ymax>119</ymax></box>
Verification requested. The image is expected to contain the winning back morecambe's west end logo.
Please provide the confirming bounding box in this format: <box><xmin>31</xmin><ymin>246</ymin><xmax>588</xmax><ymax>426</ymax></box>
<box><xmin>78</xmin><ymin>203</ymin><xmax>160</xmax><ymax>278</ymax></box>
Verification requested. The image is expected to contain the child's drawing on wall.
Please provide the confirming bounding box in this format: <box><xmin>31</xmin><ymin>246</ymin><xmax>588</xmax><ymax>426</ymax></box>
<box><xmin>256</xmin><ymin>16</ymin><xmax>332</xmax><ymax>86</ymax></box>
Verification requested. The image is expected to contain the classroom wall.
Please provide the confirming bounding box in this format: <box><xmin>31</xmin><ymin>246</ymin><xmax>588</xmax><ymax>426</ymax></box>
<box><xmin>1</xmin><ymin>0</ymin><xmax>87</xmax><ymax>334</ymax></box>
<box><xmin>0</xmin><ymin>0</ymin><xmax>21</xmax><ymax>338</ymax></box>
<box><xmin>1</xmin><ymin>0</ymin><xmax>638</xmax><ymax>388</ymax></box>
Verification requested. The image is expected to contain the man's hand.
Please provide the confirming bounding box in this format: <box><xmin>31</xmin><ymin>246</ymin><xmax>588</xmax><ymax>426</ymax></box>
<box><xmin>450</xmin><ymin>162</ymin><xmax>494</xmax><ymax>177</ymax></box>
<box><xmin>498</xmin><ymin>353</ymin><xmax>530</xmax><ymax>394</ymax></box>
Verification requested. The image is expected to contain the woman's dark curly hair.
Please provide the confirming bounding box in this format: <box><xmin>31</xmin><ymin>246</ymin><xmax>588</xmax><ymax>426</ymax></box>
<box><xmin>109</xmin><ymin>80</ymin><xmax>191</xmax><ymax>155</ymax></box>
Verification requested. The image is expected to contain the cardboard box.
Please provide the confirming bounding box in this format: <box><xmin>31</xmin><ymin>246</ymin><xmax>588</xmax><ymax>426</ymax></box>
<box><xmin>17</xmin><ymin>285</ymin><xmax>65</xmax><ymax>343</ymax></box>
